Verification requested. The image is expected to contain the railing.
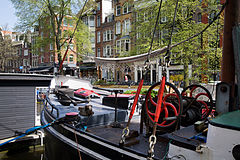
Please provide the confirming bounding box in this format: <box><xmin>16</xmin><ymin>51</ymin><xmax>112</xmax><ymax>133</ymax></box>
<box><xmin>45</xmin><ymin>96</ymin><xmax>60</xmax><ymax>118</ymax></box>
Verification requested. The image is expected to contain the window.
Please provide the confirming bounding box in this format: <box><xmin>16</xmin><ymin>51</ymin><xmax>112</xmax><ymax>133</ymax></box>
<box><xmin>116</xmin><ymin>21</ymin><xmax>121</xmax><ymax>34</ymax></box>
<box><xmin>103</xmin><ymin>31</ymin><xmax>107</xmax><ymax>41</ymax></box>
<box><xmin>83</xmin><ymin>17</ymin><xmax>88</xmax><ymax>26</ymax></box>
<box><xmin>103</xmin><ymin>30</ymin><xmax>112</xmax><ymax>42</ymax></box>
<box><xmin>97</xmin><ymin>16</ymin><xmax>101</xmax><ymax>27</ymax></box>
<box><xmin>89</xmin><ymin>16</ymin><xmax>95</xmax><ymax>27</ymax></box>
<box><xmin>23</xmin><ymin>59</ymin><xmax>28</xmax><ymax>66</ymax></box>
<box><xmin>136</xmin><ymin>27</ymin><xmax>141</xmax><ymax>39</ymax></box>
<box><xmin>50</xmin><ymin>43</ymin><xmax>53</xmax><ymax>50</ymax></box>
<box><xmin>97</xmin><ymin>31</ymin><xmax>101</xmax><ymax>43</ymax></box>
<box><xmin>40</xmin><ymin>47</ymin><xmax>43</xmax><ymax>52</ymax></box>
<box><xmin>69</xmin><ymin>44</ymin><xmax>74</xmax><ymax>50</ymax></box>
<box><xmin>41</xmin><ymin>56</ymin><xmax>44</xmax><ymax>63</ymax></box>
<box><xmin>125</xmin><ymin>39</ymin><xmax>130</xmax><ymax>51</ymax></box>
<box><xmin>103</xmin><ymin>46</ymin><xmax>106</xmax><ymax>57</ymax></box>
<box><xmin>123</xmin><ymin>3</ymin><xmax>128</xmax><ymax>14</ymax></box>
<box><xmin>91</xmin><ymin>35</ymin><xmax>95</xmax><ymax>43</ymax></box>
<box><xmin>116</xmin><ymin>39</ymin><xmax>130</xmax><ymax>54</ymax></box>
<box><xmin>209</xmin><ymin>12</ymin><xmax>215</xmax><ymax>23</ymax></box>
<box><xmin>63</xmin><ymin>18</ymin><xmax>68</xmax><ymax>26</ymax></box>
<box><xmin>50</xmin><ymin>54</ymin><xmax>54</xmax><ymax>62</ymax></box>
<box><xmin>123</xmin><ymin>19</ymin><xmax>131</xmax><ymax>35</ymax></box>
<box><xmin>123</xmin><ymin>3</ymin><xmax>131</xmax><ymax>14</ymax></box>
<box><xmin>97</xmin><ymin>48</ymin><xmax>100</xmax><ymax>57</ymax></box>
<box><xmin>116</xmin><ymin>40</ymin><xmax>121</xmax><ymax>54</ymax></box>
<box><xmin>69</xmin><ymin>19</ymin><xmax>73</xmax><ymax>27</ymax></box>
<box><xmin>24</xmin><ymin>50</ymin><xmax>28</xmax><ymax>56</ymax></box>
<box><xmin>116</xmin><ymin>6</ymin><xmax>121</xmax><ymax>16</ymax></box>
<box><xmin>69</xmin><ymin>54</ymin><xmax>74</xmax><ymax>62</ymax></box>
<box><xmin>106</xmin><ymin>45</ymin><xmax>111</xmax><ymax>56</ymax></box>
<box><xmin>97</xmin><ymin>2</ymin><xmax>100</xmax><ymax>11</ymax></box>
<box><xmin>103</xmin><ymin>45</ymin><xmax>112</xmax><ymax>57</ymax></box>
<box><xmin>197</xmin><ymin>13</ymin><xmax>202</xmax><ymax>23</ymax></box>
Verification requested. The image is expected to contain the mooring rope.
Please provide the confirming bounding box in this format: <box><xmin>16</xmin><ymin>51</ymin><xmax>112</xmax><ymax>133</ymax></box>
<box><xmin>74</xmin><ymin>128</ymin><xmax>82</xmax><ymax>160</ymax></box>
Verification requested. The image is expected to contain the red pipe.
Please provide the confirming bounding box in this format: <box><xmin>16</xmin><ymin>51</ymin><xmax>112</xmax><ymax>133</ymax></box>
<box><xmin>154</xmin><ymin>76</ymin><xmax>166</xmax><ymax>123</ymax></box>
<box><xmin>59</xmin><ymin>47</ymin><xmax>69</xmax><ymax>72</ymax></box>
<box><xmin>129</xmin><ymin>79</ymin><xmax>144</xmax><ymax>120</ymax></box>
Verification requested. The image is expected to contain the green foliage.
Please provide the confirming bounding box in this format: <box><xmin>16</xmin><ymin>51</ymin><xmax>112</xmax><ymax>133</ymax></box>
<box><xmin>131</xmin><ymin>0</ymin><xmax>223</xmax><ymax>84</ymax></box>
<box><xmin>11</xmin><ymin>0</ymin><xmax>94</xmax><ymax>63</ymax></box>
<box><xmin>124</xmin><ymin>88</ymin><xmax>158</xmax><ymax>97</ymax></box>
<box><xmin>74</xmin><ymin>21</ymin><xmax>93</xmax><ymax>61</ymax></box>
<box><xmin>0</xmin><ymin>33</ymin><xmax>17</xmax><ymax>72</ymax></box>
<box><xmin>93</xmin><ymin>80</ymin><xmax>106</xmax><ymax>85</ymax></box>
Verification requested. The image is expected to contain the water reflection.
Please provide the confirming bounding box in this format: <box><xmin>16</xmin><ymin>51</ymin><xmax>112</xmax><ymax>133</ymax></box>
<box><xmin>0</xmin><ymin>145</ymin><xmax>44</xmax><ymax>160</ymax></box>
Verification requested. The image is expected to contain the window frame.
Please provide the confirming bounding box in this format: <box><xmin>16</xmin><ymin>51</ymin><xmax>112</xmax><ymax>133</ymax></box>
<box><xmin>116</xmin><ymin>6</ymin><xmax>121</xmax><ymax>16</ymax></box>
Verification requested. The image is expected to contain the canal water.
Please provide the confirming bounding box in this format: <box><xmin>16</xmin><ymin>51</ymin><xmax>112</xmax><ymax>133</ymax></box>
<box><xmin>0</xmin><ymin>145</ymin><xmax>44</xmax><ymax>160</ymax></box>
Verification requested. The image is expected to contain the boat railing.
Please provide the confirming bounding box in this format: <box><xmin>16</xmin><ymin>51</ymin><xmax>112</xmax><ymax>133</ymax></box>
<box><xmin>93</xmin><ymin>86</ymin><xmax>123</xmax><ymax>94</ymax></box>
<box><xmin>45</xmin><ymin>96</ymin><xmax>60</xmax><ymax>118</ymax></box>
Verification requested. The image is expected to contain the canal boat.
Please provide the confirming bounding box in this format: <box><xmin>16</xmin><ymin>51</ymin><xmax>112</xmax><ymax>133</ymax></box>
<box><xmin>41</xmin><ymin>1</ymin><xmax>240</xmax><ymax>160</ymax></box>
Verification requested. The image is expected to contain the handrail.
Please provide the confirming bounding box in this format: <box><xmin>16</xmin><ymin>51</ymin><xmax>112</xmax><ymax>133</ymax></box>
<box><xmin>45</xmin><ymin>96</ymin><xmax>60</xmax><ymax>118</ymax></box>
<box><xmin>93</xmin><ymin>86</ymin><xmax>123</xmax><ymax>94</ymax></box>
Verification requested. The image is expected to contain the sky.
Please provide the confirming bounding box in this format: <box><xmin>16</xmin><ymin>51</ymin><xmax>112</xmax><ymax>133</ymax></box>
<box><xmin>0</xmin><ymin>0</ymin><xmax>18</xmax><ymax>31</ymax></box>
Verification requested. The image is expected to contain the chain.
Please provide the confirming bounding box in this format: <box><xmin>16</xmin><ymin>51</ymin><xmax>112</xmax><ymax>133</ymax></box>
<box><xmin>147</xmin><ymin>134</ymin><xmax>157</xmax><ymax>160</ymax></box>
<box><xmin>119</xmin><ymin>127</ymin><xmax>130</xmax><ymax>145</ymax></box>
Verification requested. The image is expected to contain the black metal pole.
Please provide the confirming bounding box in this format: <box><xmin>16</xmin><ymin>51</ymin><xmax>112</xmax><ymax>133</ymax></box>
<box><xmin>114</xmin><ymin>90</ymin><xmax>118</xmax><ymax>122</ymax></box>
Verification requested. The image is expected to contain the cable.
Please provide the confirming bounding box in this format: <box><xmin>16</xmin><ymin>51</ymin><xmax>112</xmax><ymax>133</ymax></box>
<box><xmin>171</xmin><ymin>0</ymin><xmax>227</xmax><ymax>49</ymax></box>
<box><xmin>74</xmin><ymin>128</ymin><xmax>82</xmax><ymax>160</ymax></box>
<box><xmin>59</xmin><ymin>0</ymin><xmax>89</xmax><ymax>71</ymax></box>
<box><xmin>146</xmin><ymin>0</ymin><xmax>163</xmax><ymax>63</ymax></box>
<box><xmin>166</xmin><ymin>0</ymin><xmax>179</xmax><ymax>58</ymax></box>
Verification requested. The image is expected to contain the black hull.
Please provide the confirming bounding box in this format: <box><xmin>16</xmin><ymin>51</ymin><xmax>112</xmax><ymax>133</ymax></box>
<box><xmin>41</xmin><ymin>108</ymin><xmax>148</xmax><ymax>160</ymax></box>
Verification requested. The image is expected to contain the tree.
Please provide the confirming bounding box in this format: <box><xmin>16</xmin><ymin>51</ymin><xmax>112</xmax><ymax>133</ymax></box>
<box><xmin>11</xmin><ymin>0</ymin><xmax>93</xmax><ymax>66</ymax></box>
<box><xmin>0</xmin><ymin>29</ymin><xmax>17</xmax><ymax>72</ymax></box>
<box><xmin>131</xmin><ymin>0</ymin><xmax>223</xmax><ymax>85</ymax></box>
